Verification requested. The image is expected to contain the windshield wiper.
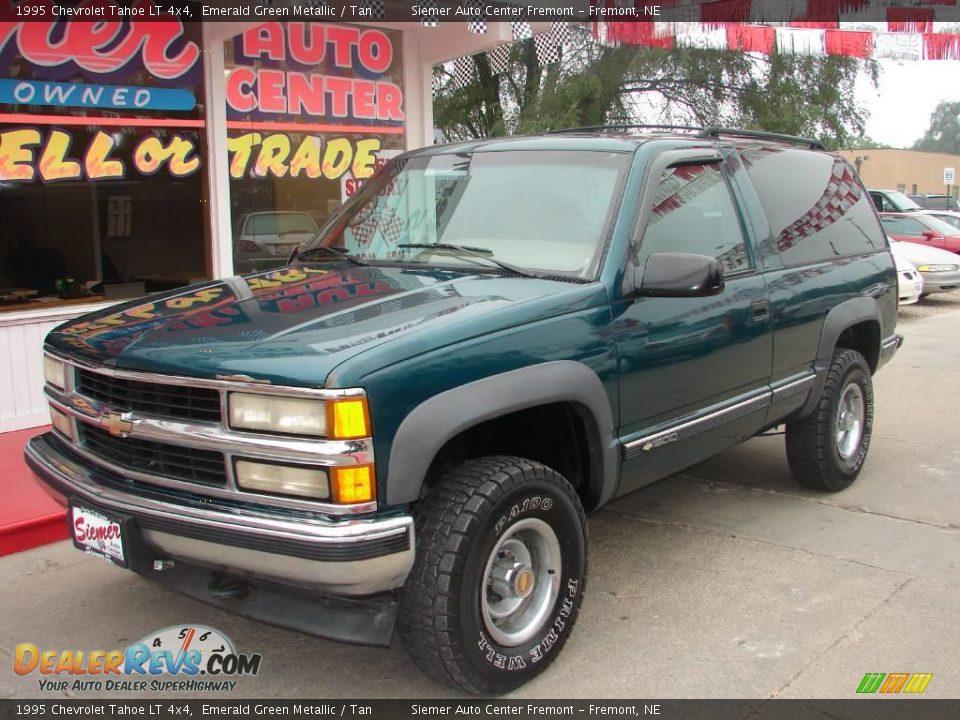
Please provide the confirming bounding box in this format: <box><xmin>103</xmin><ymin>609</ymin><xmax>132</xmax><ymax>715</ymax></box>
<box><xmin>398</xmin><ymin>243</ymin><xmax>536</xmax><ymax>278</ymax></box>
<box><xmin>295</xmin><ymin>245</ymin><xmax>367</xmax><ymax>266</ymax></box>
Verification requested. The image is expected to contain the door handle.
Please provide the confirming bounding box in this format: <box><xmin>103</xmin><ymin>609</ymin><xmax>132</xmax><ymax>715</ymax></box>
<box><xmin>751</xmin><ymin>299</ymin><xmax>770</xmax><ymax>322</ymax></box>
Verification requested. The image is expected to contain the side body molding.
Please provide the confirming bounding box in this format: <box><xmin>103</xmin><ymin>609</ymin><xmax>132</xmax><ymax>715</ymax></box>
<box><xmin>385</xmin><ymin>361</ymin><xmax>619</xmax><ymax>507</ymax></box>
<box><xmin>798</xmin><ymin>296</ymin><xmax>882</xmax><ymax>418</ymax></box>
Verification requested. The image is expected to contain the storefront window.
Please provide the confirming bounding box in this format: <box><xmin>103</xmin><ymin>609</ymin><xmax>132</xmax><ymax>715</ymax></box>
<box><xmin>0</xmin><ymin>12</ymin><xmax>208</xmax><ymax>312</ymax></box>
<box><xmin>224</xmin><ymin>22</ymin><xmax>406</xmax><ymax>274</ymax></box>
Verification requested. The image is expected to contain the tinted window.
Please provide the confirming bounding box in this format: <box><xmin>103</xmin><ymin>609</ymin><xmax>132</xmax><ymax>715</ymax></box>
<box><xmin>637</xmin><ymin>163</ymin><xmax>750</xmax><ymax>274</ymax></box>
<box><xmin>881</xmin><ymin>216</ymin><xmax>932</xmax><ymax>236</ymax></box>
<box><xmin>743</xmin><ymin>148</ymin><xmax>885</xmax><ymax>265</ymax></box>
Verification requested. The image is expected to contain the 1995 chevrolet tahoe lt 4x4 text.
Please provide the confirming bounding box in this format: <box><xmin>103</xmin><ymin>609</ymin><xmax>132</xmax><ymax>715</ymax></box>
<box><xmin>28</xmin><ymin>127</ymin><xmax>902</xmax><ymax>694</ymax></box>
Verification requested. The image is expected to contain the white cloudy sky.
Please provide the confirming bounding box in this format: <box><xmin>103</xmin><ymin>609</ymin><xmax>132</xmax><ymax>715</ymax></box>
<box><xmin>855</xmin><ymin>59</ymin><xmax>960</xmax><ymax>148</ymax></box>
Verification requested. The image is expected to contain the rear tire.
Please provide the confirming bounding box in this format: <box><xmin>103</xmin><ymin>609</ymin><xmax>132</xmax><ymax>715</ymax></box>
<box><xmin>786</xmin><ymin>349</ymin><xmax>874</xmax><ymax>492</ymax></box>
<box><xmin>398</xmin><ymin>456</ymin><xmax>587</xmax><ymax>695</ymax></box>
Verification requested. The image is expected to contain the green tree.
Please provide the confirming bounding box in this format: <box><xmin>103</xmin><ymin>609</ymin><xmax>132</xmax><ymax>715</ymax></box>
<box><xmin>434</xmin><ymin>28</ymin><xmax>874</xmax><ymax>149</ymax></box>
<box><xmin>913</xmin><ymin>101</ymin><xmax>960</xmax><ymax>154</ymax></box>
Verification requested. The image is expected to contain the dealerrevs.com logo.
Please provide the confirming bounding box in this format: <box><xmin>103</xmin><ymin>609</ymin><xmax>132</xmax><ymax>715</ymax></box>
<box><xmin>14</xmin><ymin>625</ymin><xmax>261</xmax><ymax>692</ymax></box>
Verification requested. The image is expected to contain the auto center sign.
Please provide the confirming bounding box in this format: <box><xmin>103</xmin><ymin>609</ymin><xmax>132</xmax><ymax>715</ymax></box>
<box><xmin>226</xmin><ymin>23</ymin><xmax>405</xmax><ymax>123</ymax></box>
<box><xmin>223</xmin><ymin>22</ymin><xmax>405</xmax><ymax>183</ymax></box>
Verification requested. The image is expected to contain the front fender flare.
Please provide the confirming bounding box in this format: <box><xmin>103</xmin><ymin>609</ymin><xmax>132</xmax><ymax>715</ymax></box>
<box><xmin>385</xmin><ymin>361</ymin><xmax>618</xmax><ymax>507</ymax></box>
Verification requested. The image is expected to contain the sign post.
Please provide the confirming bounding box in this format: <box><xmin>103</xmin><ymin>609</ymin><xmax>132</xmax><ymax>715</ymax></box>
<box><xmin>945</xmin><ymin>167</ymin><xmax>956</xmax><ymax>208</ymax></box>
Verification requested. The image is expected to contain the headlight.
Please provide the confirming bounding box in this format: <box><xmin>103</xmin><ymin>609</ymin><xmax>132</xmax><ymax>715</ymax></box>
<box><xmin>229</xmin><ymin>393</ymin><xmax>326</xmax><ymax>437</ymax></box>
<box><xmin>43</xmin><ymin>355</ymin><xmax>66</xmax><ymax>390</ymax></box>
<box><xmin>917</xmin><ymin>264</ymin><xmax>958</xmax><ymax>272</ymax></box>
<box><xmin>235</xmin><ymin>460</ymin><xmax>329</xmax><ymax>499</ymax></box>
<box><xmin>228</xmin><ymin>393</ymin><xmax>371</xmax><ymax>439</ymax></box>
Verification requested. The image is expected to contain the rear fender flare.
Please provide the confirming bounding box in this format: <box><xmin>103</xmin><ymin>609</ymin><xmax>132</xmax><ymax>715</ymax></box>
<box><xmin>798</xmin><ymin>296</ymin><xmax>882</xmax><ymax>417</ymax></box>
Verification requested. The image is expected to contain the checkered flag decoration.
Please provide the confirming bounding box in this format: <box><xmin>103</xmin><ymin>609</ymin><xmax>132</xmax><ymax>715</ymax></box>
<box><xmin>487</xmin><ymin>43</ymin><xmax>512</xmax><ymax>75</ymax></box>
<box><xmin>360</xmin><ymin>0</ymin><xmax>383</xmax><ymax>18</ymax></box>
<box><xmin>550</xmin><ymin>21</ymin><xmax>574</xmax><ymax>49</ymax></box>
<box><xmin>421</xmin><ymin>0</ymin><xmax>439</xmax><ymax>27</ymax></box>
<box><xmin>452</xmin><ymin>56</ymin><xmax>476</xmax><ymax>90</ymax></box>
<box><xmin>534</xmin><ymin>32</ymin><xmax>560</xmax><ymax>65</ymax></box>
<box><xmin>512</xmin><ymin>21</ymin><xmax>533</xmax><ymax>40</ymax></box>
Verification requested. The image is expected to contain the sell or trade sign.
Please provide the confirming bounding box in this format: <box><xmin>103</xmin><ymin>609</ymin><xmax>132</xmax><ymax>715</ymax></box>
<box><xmin>227</xmin><ymin>23</ymin><xmax>404</xmax><ymax>125</ymax></box>
<box><xmin>0</xmin><ymin>127</ymin><xmax>200</xmax><ymax>182</ymax></box>
<box><xmin>227</xmin><ymin>132</ymin><xmax>382</xmax><ymax>181</ymax></box>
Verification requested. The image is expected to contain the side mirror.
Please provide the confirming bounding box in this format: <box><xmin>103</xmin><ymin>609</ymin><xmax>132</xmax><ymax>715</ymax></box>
<box><xmin>921</xmin><ymin>230</ymin><xmax>938</xmax><ymax>240</ymax></box>
<box><xmin>635</xmin><ymin>252</ymin><xmax>725</xmax><ymax>298</ymax></box>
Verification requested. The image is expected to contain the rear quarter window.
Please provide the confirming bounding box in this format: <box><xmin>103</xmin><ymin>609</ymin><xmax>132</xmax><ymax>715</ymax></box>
<box><xmin>741</xmin><ymin>147</ymin><xmax>886</xmax><ymax>266</ymax></box>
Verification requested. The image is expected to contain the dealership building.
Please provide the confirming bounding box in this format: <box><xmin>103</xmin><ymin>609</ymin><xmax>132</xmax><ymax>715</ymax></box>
<box><xmin>0</xmin><ymin>17</ymin><xmax>533</xmax><ymax>433</ymax></box>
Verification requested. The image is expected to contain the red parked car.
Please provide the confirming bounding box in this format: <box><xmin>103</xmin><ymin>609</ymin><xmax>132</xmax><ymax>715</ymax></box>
<box><xmin>880</xmin><ymin>212</ymin><xmax>960</xmax><ymax>254</ymax></box>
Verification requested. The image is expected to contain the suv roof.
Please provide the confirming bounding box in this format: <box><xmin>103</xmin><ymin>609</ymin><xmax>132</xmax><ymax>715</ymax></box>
<box><xmin>421</xmin><ymin>125</ymin><xmax>826</xmax><ymax>156</ymax></box>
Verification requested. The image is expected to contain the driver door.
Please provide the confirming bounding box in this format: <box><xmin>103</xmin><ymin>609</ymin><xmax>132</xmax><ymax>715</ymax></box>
<box><xmin>613</xmin><ymin>150</ymin><xmax>773</xmax><ymax>494</ymax></box>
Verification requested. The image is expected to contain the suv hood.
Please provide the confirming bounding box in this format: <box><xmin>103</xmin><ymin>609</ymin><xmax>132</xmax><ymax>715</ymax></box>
<box><xmin>46</xmin><ymin>264</ymin><xmax>598</xmax><ymax>386</ymax></box>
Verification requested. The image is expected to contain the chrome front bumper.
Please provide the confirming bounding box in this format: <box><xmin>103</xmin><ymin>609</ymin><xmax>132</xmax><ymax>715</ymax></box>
<box><xmin>26</xmin><ymin>433</ymin><xmax>415</xmax><ymax>597</ymax></box>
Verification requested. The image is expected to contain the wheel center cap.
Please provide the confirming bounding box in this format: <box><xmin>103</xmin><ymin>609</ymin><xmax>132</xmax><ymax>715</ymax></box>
<box><xmin>513</xmin><ymin>567</ymin><xmax>535</xmax><ymax>598</ymax></box>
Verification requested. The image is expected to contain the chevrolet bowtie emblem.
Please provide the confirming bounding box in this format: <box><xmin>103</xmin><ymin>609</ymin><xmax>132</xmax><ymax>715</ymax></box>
<box><xmin>101</xmin><ymin>413</ymin><xmax>134</xmax><ymax>438</ymax></box>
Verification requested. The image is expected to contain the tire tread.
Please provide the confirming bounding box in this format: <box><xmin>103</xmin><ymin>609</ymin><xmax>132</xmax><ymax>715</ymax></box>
<box><xmin>398</xmin><ymin>456</ymin><xmax>586</xmax><ymax>694</ymax></box>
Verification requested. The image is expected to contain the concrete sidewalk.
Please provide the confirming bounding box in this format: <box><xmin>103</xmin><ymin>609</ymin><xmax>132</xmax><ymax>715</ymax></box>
<box><xmin>2</xmin><ymin>309</ymin><xmax>958</xmax><ymax>700</ymax></box>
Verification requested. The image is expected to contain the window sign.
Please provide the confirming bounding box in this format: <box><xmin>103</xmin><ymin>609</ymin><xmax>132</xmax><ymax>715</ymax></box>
<box><xmin>224</xmin><ymin>23</ymin><xmax>406</xmax><ymax>275</ymax></box>
<box><xmin>0</xmin><ymin>2</ymin><xmax>208</xmax><ymax>313</ymax></box>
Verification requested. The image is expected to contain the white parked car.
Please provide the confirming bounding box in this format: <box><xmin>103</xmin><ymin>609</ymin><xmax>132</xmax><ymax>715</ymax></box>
<box><xmin>893</xmin><ymin>253</ymin><xmax>923</xmax><ymax>305</ymax></box>
<box><xmin>234</xmin><ymin>211</ymin><xmax>320</xmax><ymax>273</ymax></box>
<box><xmin>889</xmin><ymin>237</ymin><xmax>960</xmax><ymax>297</ymax></box>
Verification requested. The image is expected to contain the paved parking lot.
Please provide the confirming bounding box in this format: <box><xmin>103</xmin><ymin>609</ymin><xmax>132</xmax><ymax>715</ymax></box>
<box><xmin>2</xmin><ymin>305</ymin><xmax>958</xmax><ymax>700</ymax></box>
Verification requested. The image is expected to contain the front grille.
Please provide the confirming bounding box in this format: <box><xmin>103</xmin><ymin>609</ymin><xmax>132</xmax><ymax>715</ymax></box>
<box><xmin>79</xmin><ymin>423</ymin><xmax>228</xmax><ymax>486</ymax></box>
<box><xmin>76</xmin><ymin>369</ymin><xmax>222</xmax><ymax>423</ymax></box>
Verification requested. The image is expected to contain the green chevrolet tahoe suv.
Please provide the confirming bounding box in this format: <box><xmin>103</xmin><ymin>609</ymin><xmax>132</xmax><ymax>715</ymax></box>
<box><xmin>28</xmin><ymin>127</ymin><xmax>901</xmax><ymax>694</ymax></box>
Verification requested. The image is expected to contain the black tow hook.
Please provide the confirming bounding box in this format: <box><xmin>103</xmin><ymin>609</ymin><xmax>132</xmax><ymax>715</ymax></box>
<box><xmin>208</xmin><ymin>573</ymin><xmax>251</xmax><ymax>600</ymax></box>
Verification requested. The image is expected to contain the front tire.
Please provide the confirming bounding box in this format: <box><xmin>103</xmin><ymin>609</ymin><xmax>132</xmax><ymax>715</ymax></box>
<box><xmin>398</xmin><ymin>456</ymin><xmax>587</xmax><ymax>695</ymax></box>
<box><xmin>786</xmin><ymin>349</ymin><xmax>874</xmax><ymax>491</ymax></box>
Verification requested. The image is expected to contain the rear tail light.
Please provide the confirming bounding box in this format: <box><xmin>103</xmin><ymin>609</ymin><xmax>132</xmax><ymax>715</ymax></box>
<box><xmin>236</xmin><ymin>240</ymin><xmax>260</xmax><ymax>253</ymax></box>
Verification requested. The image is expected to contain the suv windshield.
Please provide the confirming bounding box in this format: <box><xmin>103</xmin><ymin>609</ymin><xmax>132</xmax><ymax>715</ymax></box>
<box><xmin>300</xmin><ymin>150</ymin><xmax>630</xmax><ymax>279</ymax></box>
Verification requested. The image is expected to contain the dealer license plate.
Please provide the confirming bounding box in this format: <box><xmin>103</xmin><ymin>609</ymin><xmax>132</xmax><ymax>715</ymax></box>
<box><xmin>70</xmin><ymin>504</ymin><xmax>126</xmax><ymax>566</ymax></box>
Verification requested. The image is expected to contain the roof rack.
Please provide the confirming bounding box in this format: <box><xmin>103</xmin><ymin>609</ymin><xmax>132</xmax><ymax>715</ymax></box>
<box><xmin>699</xmin><ymin>127</ymin><xmax>825</xmax><ymax>150</ymax></box>
<box><xmin>544</xmin><ymin>124</ymin><xmax>825</xmax><ymax>150</ymax></box>
<box><xmin>544</xmin><ymin>124</ymin><xmax>703</xmax><ymax>135</ymax></box>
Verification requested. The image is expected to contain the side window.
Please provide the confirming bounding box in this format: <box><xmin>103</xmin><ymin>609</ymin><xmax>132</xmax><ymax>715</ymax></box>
<box><xmin>880</xmin><ymin>216</ymin><xmax>926</xmax><ymax>237</ymax></box>
<box><xmin>869</xmin><ymin>193</ymin><xmax>886</xmax><ymax>212</ymax></box>
<box><xmin>743</xmin><ymin>148</ymin><xmax>885</xmax><ymax>265</ymax></box>
<box><xmin>637</xmin><ymin>163</ymin><xmax>751</xmax><ymax>274</ymax></box>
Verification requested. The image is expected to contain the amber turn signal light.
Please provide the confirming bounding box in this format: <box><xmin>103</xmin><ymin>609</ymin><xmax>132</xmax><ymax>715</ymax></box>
<box><xmin>326</xmin><ymin>398</ymin><xmax>371</xmax><ymax>440</ymax></box>
<box><xmin>330</xmin><ymin>465</ymin><xmax>375</xmax><ymax>504</ymax></box>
